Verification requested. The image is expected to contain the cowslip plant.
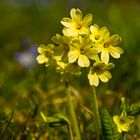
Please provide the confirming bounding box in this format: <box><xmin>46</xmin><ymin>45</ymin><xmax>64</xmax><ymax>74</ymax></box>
<box><xmin>36</xmin><ymin>8</ymin><xmax>124</xmax><ymax>140</ymax></box>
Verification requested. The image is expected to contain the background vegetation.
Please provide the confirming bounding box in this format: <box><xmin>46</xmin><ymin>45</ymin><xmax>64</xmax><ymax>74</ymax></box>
<box><xmin>0</xmin><ymin>0</ymin><xmax>140</xmax><ymax>139</ymax></box>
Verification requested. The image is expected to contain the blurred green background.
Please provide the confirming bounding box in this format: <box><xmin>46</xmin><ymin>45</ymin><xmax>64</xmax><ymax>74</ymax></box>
<box><xmin>0</xmin><ymin>0</ymin><xmax>140</xmax><ymax>139</ymax></box>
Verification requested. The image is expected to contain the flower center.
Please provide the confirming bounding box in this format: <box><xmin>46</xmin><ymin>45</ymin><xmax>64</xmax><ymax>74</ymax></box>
<box><xmin>45</xmin><ymin>51</ymin><xmax>52</xmax><ymax>58</ymax></box>
<box><xmin>80</xmin><ymin>48</ymin><xmax>85</xmax><ymax>54</ymax></box>
<box><xmin>94</xmin><ymin>67</ymin><xmax>100</xmax><ymax>73</ymax></box>
<box><xmin>95</xmin><ymin>35</ymin><xmax>99</xmax><ymax>40</ymax></box>
<box><xmin>120</xmin><ymin>118</ymin><xmax>125</xmax><ymax>124</ymax></box>
<box><xmin>93</xmin><ymin>66</ymin><xmax>104</xmax><ymax>74</ymax></box>
<box><xmin>104</xmin><ymin>42</ymin><xmax>109</xmax><ymax>48</ymax></box>
<box><xmin>64</xmin><ymin>44</ymin><xmax>69</xmax><ymax>51</ymax></box>
<box><xmin>77</xmin><ymin>24</ymin><xmax>82</xmax><ymax>29</ymax></box>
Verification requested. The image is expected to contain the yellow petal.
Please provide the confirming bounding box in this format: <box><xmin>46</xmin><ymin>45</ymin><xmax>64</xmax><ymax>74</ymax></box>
<box><xmin>120</xmin><ymin>124</ymin><xmax>129</xmax><ymax>132</ymax></box>
<box><xmin>83</xmin><ymin>14</ymin><xmax>93</xmax><ymax>26</ymax></box>
<box><xmin>70</xmin><ymin>8</ymin><xmax>82</xmax><ymax>22</ymax></box>
<box><xmin>98</xmin><ymin>75</ymin><xmax>108</xmax><ymax>82</ymax></box>
<box><xmin>104</xmin><ymin>63</ymin><xmax>115</xmax><ymax>70</ymax></box>
<box><xmin>125</xmin><ymin>116</ymin><xmax>134</xmax><ymax>125</ymax></box>
<box><xmin>63</xmin><ymin>27</ymin><xmax>78</xmax><ymax>37</ymax></box>
<box><xmin>87</xmin><ymin>47</ymin><xmax>98</xmax><ymax>55</ymax></box>
<box><xmin>100</xmin><ymin>27</ymin><xmax>110</xmax><ymax>40</ymax></box>
<box><xmin>79</xmin><ymin>26</ymin><xmax>90</xmax><ymax>35</ymax></box>
<box><xmin>89</xmin><ymin>54</ymin><xmax>100</xmax><ymax>61</ymax></box>
<box><xmin>98</xmin><ymin>71</ymin><xmax>111</xmax><ymax>82</ymax></box>
<box><xmin>113</xmin><ymin>115</ymin><xmax>120</xmax><ymax>125</ymax></box>
<box><xmin>109</xmin><ymin>34</ymin><xmax>121</xmax><ymax>45</ymax></box>
<box><xmin>68</xmin><ymin>50</ymin><xmax>79</xmax><ymax>63</ymax></box>
<box><xmin>117</xmin><ymin>125</ymin><xmax>123</xmax><ymax>133</ymax></box>
<box><xmin>78</xmin><ymin>55</ymin><xmax>90</xmax><ymax>67</ymax></box>
<box><xmin>108</xmin><ymin>46</ymin><xmax>124</xmax><ymax>58</ymax></box>
<box><xmin>61</xmin><ymin>18</ymin><xmax>73</xmax><ymax>28</ymax></box>
<box><xmin>88</xmin><ymin>71</ymin><xmax>99</xmax><ymax>86</ymax></box>
<box><xmin>90</xmin><ymin>24</ymin><xmax>99</xmax><ymax>34</ymax></box>
<box><xmin>38</xmin><ymin>45</ymin><xmax>47</xmax><ymax>53</ymax></box>
<box><xmin>51</xmin><ymin>34</ymin><xmax>61</xmax><ymax>44</ymax></box>
<box><xmin>101</xmin><ymin>49</ymin><xmax>109</xmax><ymax>64</ymax></box>
<box><xmin>36</xmin><ymin>55</ymin><xmax>48</xmax><ymax>64</ymax></box>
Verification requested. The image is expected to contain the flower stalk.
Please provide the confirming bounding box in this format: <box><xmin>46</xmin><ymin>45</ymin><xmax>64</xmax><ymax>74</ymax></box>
<box><xmin>91</xmin><ymin>86</ymin><xmax>102</xmax><ymax>140</ymax></box>
<box><xmin>123</xmin><ymin>133</ymin><xmax>126</xmax><ymax>140</ymax></box>
<box><xmin>65</xmin><ymin>81</ymin><xmax>81</xmax><ymax>140</ymax></box>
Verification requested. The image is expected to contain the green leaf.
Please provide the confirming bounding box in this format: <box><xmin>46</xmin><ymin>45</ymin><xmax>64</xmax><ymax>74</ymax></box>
<box><xmin>127</xmin><ymin>103</ymin><xmax>140</xmax><ymax>116</ymax></box>
<box><xmin>100</xmin><ymin>108</ymin><xmax>121</xmax><ymax>140</ymax></box>
<box><xmin>40</xmin><ymin>112</ymin><xmax>69</xmax><ymax>127</ymax></box>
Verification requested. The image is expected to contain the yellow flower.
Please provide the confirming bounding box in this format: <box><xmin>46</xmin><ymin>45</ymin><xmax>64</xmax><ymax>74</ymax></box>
<box><xmin>90</xmin><ymin>24</ymin><xmax>108</xmax><ymax>45</ymax></box>
<box><xmin>52</xmin><ymin>34</ymin><xmax>71</xmax><ymax>62</ymax></box>
<box><xmin>68</xmin><ymin>38</ymin><xmax>98</xmax><ymax>67</ymax></box>
<box><xmin>113</xmin><ymin>112</ymin><xmax>134</xmax><ymax>133</ymax></box>
<box><xmin>61</xmin><ymin>8</ymin><xmax>92</xmax><ymax>37</ymax></box>
<box><xmin>36</xmin><ymin>44</ymin><xmax>54</xmax><ymax>66</ymax></box>
<box><xmin>88</xmin><ymin>61</ymin><xmax>114</xmax><ymax>86</ymax></box>
<box><xmin>90</xmin><ymin>25</ymin><xmax>124</xmax><ymax>64</ymax></box>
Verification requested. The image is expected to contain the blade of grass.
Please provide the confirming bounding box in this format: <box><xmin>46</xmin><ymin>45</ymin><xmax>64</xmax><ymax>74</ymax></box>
<box><xmin>0</xmin><ymin>111</ymin><xmax>14</xmax><ymax>139</ymax></box>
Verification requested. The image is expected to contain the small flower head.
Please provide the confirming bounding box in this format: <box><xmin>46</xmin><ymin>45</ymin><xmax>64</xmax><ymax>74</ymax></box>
<box><xmin>113</xmin><ymin>111</ymin><xmax>134</xmax><ymax>133</ymax></box>
<box><xmin>36</xmin><ymin>44</ymin><xmax>54</xmax><ymax>67</ymax></box>
<box><xmin>90</xmin><ymin>24</ymin><xmax>108</xmax><ymax>45</ymax></box>
<box><xmin>101</xmin><ymin>34</ymin><xmax>124</xmax><ymax>63</ymax></box>
<box><xmin>90</xmin><ymin>25</ymin><xmax>124</xmax><ymax>64</ymax></box>
<box><xmin>88</xmin><ymin>61</ymin><xmax>114</xmax><ymax>86</ymax></box>
<box><xmin>52</xmin><ymin>34</ymin><xmax>71</xmax><ymax>62</ymax></box>
<box><xmin>61</xmin><ymin>8</ymin><xmax>92</xmax><ymax>37</ymax></box>
<box><xmin>68</xmin><ymin>37</ymin><xmax>98</xmax><ymax>67</ymax></box>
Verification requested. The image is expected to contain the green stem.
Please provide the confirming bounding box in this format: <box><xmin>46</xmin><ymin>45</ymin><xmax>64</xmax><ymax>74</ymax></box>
<box><xmin>122</xmin><ymin>132</ymin><xmax>126</xmax><ymax>140</ymax></box>
<box><xmin>65</xmin><ymin>81</ymin><xmax>81</xmax><ymax>140</ymax></box>
<box><xmin>67</xmin><ymin>124</ymin><xmax>73</xmax><ymax>140</ymax></box>
<box><xmin>91</xmin><ymin>86</ymin><xmax>102</xmax><ymax>140</ymax></box>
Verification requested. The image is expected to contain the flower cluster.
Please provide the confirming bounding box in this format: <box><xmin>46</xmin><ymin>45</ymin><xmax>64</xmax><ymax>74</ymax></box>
<box><xmin>36</xmin><ymin>8</ymin><xmax>124</xmax><ymax>86</ymax></box>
